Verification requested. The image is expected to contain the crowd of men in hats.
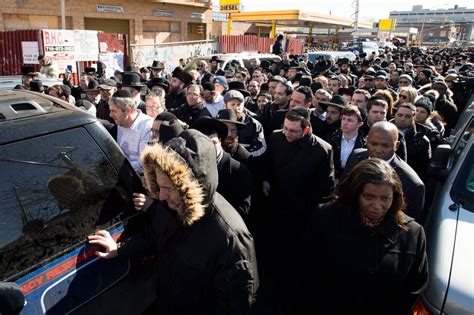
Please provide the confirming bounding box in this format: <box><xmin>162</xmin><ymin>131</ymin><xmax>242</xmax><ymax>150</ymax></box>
<box><xmin>14</xmin><ymin>44</ymin><xmax>474</xmax><ymax>314</ymax></box>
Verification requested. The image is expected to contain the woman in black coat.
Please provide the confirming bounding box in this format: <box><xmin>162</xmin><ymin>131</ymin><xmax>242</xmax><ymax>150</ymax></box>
<box><xmin>293</xmin><ymin>158</ymin><xmax>428</xmax><ymax>314</ymax></box>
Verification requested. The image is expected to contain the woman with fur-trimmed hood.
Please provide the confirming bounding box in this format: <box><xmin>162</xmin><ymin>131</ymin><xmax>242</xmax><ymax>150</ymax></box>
<box><xmin>89</xmin><ymin>129</ymin><xmax>258</xmax><ymax>314</ymax></box>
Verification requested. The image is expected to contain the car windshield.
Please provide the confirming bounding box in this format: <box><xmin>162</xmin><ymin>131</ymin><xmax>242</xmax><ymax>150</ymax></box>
<box><xmin>0</xmin><ymin>128</ymin><xmax>138</xmax><ymax>280</ymax></box>
<box><xmin>450</xmin><ymin>128</ymin><xmax>474</xmax><ymax>212</ymax></box>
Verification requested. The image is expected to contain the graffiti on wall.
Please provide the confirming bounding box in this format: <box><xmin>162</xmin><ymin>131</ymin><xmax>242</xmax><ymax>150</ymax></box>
<box><xmin>132</xmin><ymin>41</ymin><xmax>217</xmax><ymax>73</ymax></box>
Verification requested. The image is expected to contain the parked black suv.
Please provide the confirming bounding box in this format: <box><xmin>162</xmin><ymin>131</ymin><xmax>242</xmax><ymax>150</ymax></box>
<box><xmin>0</xmin><ymin>91</ymin><xmax>154</xmax><ymax>314</ymax></box>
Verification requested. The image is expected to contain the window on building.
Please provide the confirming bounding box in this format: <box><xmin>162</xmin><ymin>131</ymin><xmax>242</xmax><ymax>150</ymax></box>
<box><xmin>143</xmin><ymin>20</ymin><xmax>181</xmax><ymax>43</ymax></box>
<box><xmin>188</xmin><ymin>22</ymin><xmax>206</xmax><ymax>41</ymax></box>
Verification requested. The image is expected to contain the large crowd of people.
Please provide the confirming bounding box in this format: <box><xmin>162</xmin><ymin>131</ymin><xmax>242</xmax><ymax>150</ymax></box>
<box><xmin>13</xmin><ymin>44</ymin><xmax>474</xmax><ymax>314</ymax></box>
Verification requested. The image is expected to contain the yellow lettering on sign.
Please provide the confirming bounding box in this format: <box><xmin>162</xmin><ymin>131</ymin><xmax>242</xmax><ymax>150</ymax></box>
<box><xmin>220</xmin><ymin>0</ymin><xmax>240</xmax><ymax>13</ymax></box>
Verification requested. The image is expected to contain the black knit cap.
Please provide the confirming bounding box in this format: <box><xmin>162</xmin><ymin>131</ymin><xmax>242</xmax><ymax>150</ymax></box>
<box><xmin>415</xmin><ymin>96</ymin><xmax>433</xmax><ymax>114</ymax></box>
<box><xmin>421</xmin><ymin>69</ymin><xmax>432</xmax><ymax>79</ymax></box>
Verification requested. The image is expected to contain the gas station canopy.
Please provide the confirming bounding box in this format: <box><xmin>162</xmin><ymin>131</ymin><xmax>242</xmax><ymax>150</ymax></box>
<box><xmin>228</xmin><ymin>10</ymin><xmax>373</xmax><ymax>29</ymax></box>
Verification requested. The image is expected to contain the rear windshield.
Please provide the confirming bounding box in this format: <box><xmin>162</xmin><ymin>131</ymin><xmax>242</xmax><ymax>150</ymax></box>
<box><xmin>0</xmin><ymin>128</ymin><xmax>139</xmax><ymax>280</ymax></box>
<box><xmin>451</xmin><ymin>142</ymin><xmax>474</xmax><ymax>212</ymax></box>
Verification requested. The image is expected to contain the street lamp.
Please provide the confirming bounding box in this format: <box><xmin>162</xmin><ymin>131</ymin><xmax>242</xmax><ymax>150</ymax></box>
<box><xmin>419</xmin><ymin>4</ymin><xmax>450</xmax><ymax>43</ymax></box>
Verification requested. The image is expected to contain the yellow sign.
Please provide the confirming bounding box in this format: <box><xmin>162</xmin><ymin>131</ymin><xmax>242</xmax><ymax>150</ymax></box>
<box><xmin>220</xmin><ymin>0</ymin><xmax>240</xmax><ymax>13</ymax></box>
<box><xmin>379</xmin><ymin>18</ymin><xmax>396</xmax><ymax>31</ymax></box>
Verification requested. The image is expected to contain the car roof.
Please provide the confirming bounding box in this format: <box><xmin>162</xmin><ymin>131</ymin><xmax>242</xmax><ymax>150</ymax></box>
<box><xmin>0</xmin><ymin>90</ymin><xmax>96</xmax><ymax>145</ymax></box>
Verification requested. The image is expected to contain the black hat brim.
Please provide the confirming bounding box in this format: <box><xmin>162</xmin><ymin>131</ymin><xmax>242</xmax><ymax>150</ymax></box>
<box><xmin>231</xmin><ymin>89</ymin><xmax>250</xmax><ymax>98</ymax></box>
<box><xmin>319</xmin><ymin>101</ymin><xmax>345</xmax><ymax>111</ymax></box>
<box><xmin>192</xmin><ymin>117</ymin><xmax>228</xmax><ymax>140</ymax></box>
<box><xmin>146</xmin><ymin>82</ymin><xmax>169</xmax><ymax>92</ymax></box>
<box><xmin>217</xmin><ymin>118</ymin><xmax>246</xmax><ymax>129</ymax></box>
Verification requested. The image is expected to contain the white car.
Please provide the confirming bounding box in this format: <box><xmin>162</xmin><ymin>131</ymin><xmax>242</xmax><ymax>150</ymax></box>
<box><xmin>184</xmin><ymin>52</ymin><xmax>281</xmax><ymax>71</ymax></box>
<box><xmin>0</xmin><ymin>75</ymin><xmax>63</xmax><ymax>91</ymax></box>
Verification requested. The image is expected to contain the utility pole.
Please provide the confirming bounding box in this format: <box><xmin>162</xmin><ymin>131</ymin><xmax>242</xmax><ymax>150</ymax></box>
<box><xmin>352</xmin><ymin>0</ymin><xmax>360</xmax><ymax>40</ymax></box>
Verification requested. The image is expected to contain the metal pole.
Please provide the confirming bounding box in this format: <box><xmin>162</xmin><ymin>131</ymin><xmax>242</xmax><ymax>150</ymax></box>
<box><xmin>270</xmin><ymin>21</ymin><xmax>276</xmax><ymax>38</ymax></box>
<box><xmin>352</xmin><ymin>0</ymin><xmax>359</xmax><ymax>40</ymax></box>
<box><xmin>419</xmin><ymin>11</ymin><xmax>427</xmax><ymax>43</ymax></box>
<box><xmin>388</xmin><ymin>18</ymin><xmax>394</xmax><ymax>41</ymax></box>
<box><xmin>61</xmin><ymin>0</ymin><xmax>66</xmax><ymax>29</ymax></box>
<box><xmin>227</xmin><ymin>14</ymin><xmax>232</xmax><ymax>35</ymax></box>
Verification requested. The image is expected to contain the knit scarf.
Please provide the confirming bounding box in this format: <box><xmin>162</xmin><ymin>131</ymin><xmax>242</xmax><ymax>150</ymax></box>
<box><xmin>360</xmin><ymin>213</ymin><xmax>384</xmax><ymax>229</ymax></box>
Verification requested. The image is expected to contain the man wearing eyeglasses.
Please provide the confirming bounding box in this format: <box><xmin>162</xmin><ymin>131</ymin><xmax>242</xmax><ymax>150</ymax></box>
<box><xmin>361</xmin><ymin>70</ymin><xmax>376</xmax><ymax>92</ymax></box>
<box><xmin>262</xmin><ymin>108</ymin><xmax>334</xmax><ymax>302</ymax></box>
<box><xmin>197</xmin><ymin>60</ymin><xmax>213</xmax><ymax>85</ymax></box>
<box><xmin>173</xmin><ymin>84</ymin><xmax>212</xmax><ymax>126</ymax></box>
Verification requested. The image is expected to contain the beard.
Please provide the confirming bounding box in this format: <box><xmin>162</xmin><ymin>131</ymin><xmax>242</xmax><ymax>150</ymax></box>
<box><xmin>223</xmin><ymin>136</ymin><xmax>239</xmax><ymax>153</ymax></box>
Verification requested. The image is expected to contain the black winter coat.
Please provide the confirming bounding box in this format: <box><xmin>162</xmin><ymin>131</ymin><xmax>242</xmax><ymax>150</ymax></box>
<box><xmin>327</xmin><ymin>129</ymin><xmax>366</xmax><ymax>179</ymax></box>
<box><xmin>117</xmin><ymin>130</ymin><xmax>258</xmax><ymax>314</ymax></box>
<box><xmin>293</xmin><ymin>202</ymin><xmax>429</xmax><ymax>314</ymax></box>
<box><xmin>435</xmin><ymin>95</ymin><xmax>458</xmax><ymax>134</ymax></box>
<box><xmin>172</xmin><ymin>103</ymin><xmax>212</xmax><ymax>126</ymax></box>
<box><xmin>165</xmin><ymin>90</ymin><xmax>187</xmax><ymax>110</ymax></box>
<box><xmin>217</xmin><ymin>151</ymin><xmax>252</xmax><ymax>219</ymax></box>
<box><xmin>402</xmin><ymin>123</ymin><xmax>432</xmax><ymax>181</ymax></box>
<box><xmin>264</xmin><ymin>131</ymin><xmax>334</xmax><ymax>217</ymax></box>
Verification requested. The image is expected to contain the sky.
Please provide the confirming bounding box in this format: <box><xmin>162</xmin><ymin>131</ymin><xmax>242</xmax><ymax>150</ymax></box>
<box><xmin>239</xmin><ymin>0</ymin><xmax>473</xmax><ymax>21</ymax></box>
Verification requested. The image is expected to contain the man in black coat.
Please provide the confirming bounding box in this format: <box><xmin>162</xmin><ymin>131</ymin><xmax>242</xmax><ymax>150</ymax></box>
<box><xmin>272</xmin><ymin>34</ymin><xmax>284</xmax><ymax>56</ymax></box>
<box><xmin>224</xmin><ymin>90</ymin><xmax>267</xmax><ymax>157</ymax></box>
<box><xmin>165</xmin><ymin>67</ymin><xmax>192</xmax><ymax>110</ymax></box>
<box><xmin>316</xmin><ymin>95</ymin><xmax>346</xmax><ymax>142</ymax></box>
<box><xmin>172</xmin><ymin>84</ymin><xmax>211</xmax><ymax>126</ymax></box>
<box><xmin>342</xmin><ymin>121</ymin><xmax>425</xmax><ymax>222</ymax></box>
<box><xmin>263</xmin><ymin>108</ymin><xmax>334</xmax><ymax>214</ymax></box>
<box><xmin>432</xmin><ymin>81</ymin><xmax>459</xmax><ymax>135</ymax></box>
<box><xmin>192</xmin><ymin>117</ymin><xmax>252</xmax><ymax>220</ymax></box>
<box><xmin>96</xmin><ymin>79</ymin><xmax>118</xmax><ymax>123</ymax></box>
<box><xmin>392</xmin><ymin>103</ymin><xmax>431</xmax><ymax>181</ymax></box>
<box><xmin>120</xmin><ymin>72</ymin><xmax>147</xmax><ymax>113</ymax></box>
<box><xmin>262</xmin><ymin>80</ymin><xmax>293</xmax><ymax>139</ymax></box>
<box><xmin>262</xmin><ymin>108</ymin><xmax>334</xmax><ymax>305</ymax></box>
<box><xmin>89</xmin><ymin>130</ymin><xmax>258</xmax><ymax>314</ymax></box>
<box><xmin>327</xmin><ymin>105</ymin><xmax>366</xmax><ymax>180</ymax></box>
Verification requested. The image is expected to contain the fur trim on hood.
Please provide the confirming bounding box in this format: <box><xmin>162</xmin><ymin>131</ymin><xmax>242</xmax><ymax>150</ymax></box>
<box><xmin>141</xmin><ymin>129</ymin><xmax>218</xmax><ymax>226</ymax></box>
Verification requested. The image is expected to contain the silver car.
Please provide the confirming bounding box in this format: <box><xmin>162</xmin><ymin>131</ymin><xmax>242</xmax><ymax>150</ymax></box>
<box><xmin>415</xmin><ymin>99</ymin><xmax>474</xmax><ymax>314</ymax></box>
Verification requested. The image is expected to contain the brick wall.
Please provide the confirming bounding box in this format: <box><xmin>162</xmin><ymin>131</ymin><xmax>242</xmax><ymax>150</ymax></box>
<box><xmin>1</xmin><ymin>0</ymin><xmax>212</xmax><ymax>44</ymax></box>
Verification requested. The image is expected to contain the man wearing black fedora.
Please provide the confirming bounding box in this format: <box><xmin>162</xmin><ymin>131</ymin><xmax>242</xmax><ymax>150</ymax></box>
<box><xmin>84</xmin><ymin>79</ymin><xmax>101</xmax><ymax>106</ymax></box>
<box><xmin>192</xmin><ymin>116</ymin><xmax>252</xmax><ymax>220</ymax></box>
<box><xmin>120</xmin><ymin>72</ymin><xmax>147</xmax><ymax>113</ymax></box>
<box><xmin>337</xmin><ymin>57</ymin><xmax>358</xmax><ymax>87</ymax></box>
<box><xmin>146</xmin><ymin>77</ymin><xmax>168</xmax><ymax>98</ymax></box>
<box><xmin>149</xmin><ymin>60</ymin><xmax>167</xmax><ymax>81</ymax></box>
<box><xmin>165</xmin><ymin>67</ymin><xmax>193</xmax><ymax>110</ymax></box>
<box><xmin>216</xmin><ymin>108</ymin><xmax>252</xmax><ymax>164</ymax></box>
<box><xmin>210</xmin><ymin>56</ymin><xmax>225</xmax><ymax>76</ymax></box>
<box><xmin>20</xmin><ymin>66</ymin><xmax>38</xmax><ymax>89</ymax></box>
<box><xmin>316</xmin><ymin>94</ymin><xmax>347</xmax><ymax>142</ymax></box>
<box><xmin>29</xmin><ymin>80</ymin><xmax>44</xmax><ymax>93</ymax></box>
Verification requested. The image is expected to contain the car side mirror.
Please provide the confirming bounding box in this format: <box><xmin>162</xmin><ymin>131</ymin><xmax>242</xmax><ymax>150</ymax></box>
<box><xmin>427</xmin><ymin>144</ymin><xmax>452</xmax><ymax>180</ymax></box>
